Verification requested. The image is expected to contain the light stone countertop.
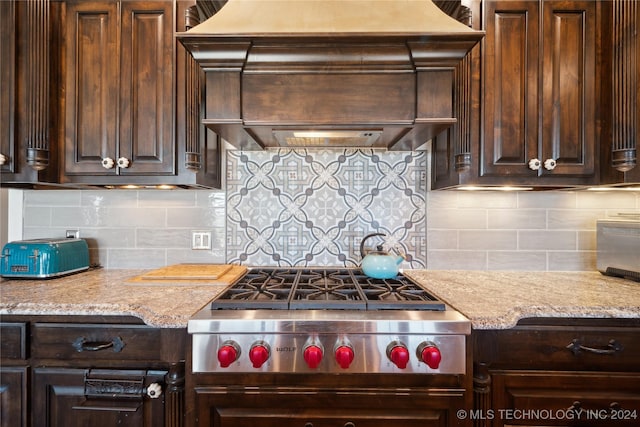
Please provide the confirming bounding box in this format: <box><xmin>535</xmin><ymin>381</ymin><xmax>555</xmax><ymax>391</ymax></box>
<box><xmin>403</xmin><ymin>270</ymin><xmax>640</xmax><ymax>329</ymax></box>
<box><xmin>2</xmin><ymin>268</ymin><xmax>638</xmax><ymax>329</ymax></box>
<box><xmin>0</xmin><ymin>268</ymin><xmax>229</xmax><ymax>328</ymax></box>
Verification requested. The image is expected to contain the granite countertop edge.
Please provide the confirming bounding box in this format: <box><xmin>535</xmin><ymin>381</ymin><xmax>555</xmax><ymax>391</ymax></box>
<box><xmin>0</xmin><ymin>268</ymin><xmax>227</xmax><ymax>328</ymax></box>
<box><xmin>2</xmin><ymin>269</ymin><xmax>639</xmax><ymax>329</ymax></box>
<box><xmin>0</xmin><ymin>302</ymin><xmax>195</xmax><ymax>329</ymax></box>
<box><xmin>403</xmin><ymin>269</ymin><xmax>640</xmax><ymax>329</ymax></box>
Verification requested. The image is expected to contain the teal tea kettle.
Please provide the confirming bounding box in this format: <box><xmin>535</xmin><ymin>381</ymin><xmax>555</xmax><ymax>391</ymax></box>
<box><xmin>359</xmin><ymin>233</ymin><xmax>404</xmax><ymax>279</ymax></box>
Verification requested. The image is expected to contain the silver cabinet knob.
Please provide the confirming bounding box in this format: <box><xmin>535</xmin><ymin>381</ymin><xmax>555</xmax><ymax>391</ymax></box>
<box><xmin>528</xmin><ymin>158</ymin><xmax>541</xmax><ymax>171</ymax></box>
<box><xmin>101</xmin><ymin>157</ymin><xmax>115</xmax><ymax>169</ymax></box>
<box><xmin>544</xmin><ymin>158</ymin><xmax>557</xmax><ymax>170</ymax></box>
<box><xmin>0</xmin><ymin>153</ymin><xmax>6</xmax><ymax>165</ymax></box>
<box><xmin>117</xmin><ymin>157</ymin><xmax>130</xmax><ymax>168</ymax></box>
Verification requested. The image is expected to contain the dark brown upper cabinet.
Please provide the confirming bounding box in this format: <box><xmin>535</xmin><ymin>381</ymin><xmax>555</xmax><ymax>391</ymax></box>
<box><xmin>59</xmin><ymin>0</ymin><xmax>176</xmax><ymax>183</ymax></box>
<box><xmin>433</xmin><ymin>0</ymin><xmax>606</xmax><ymax>189</ymax></box>
<box><xmin>2</xmin><ymin>0</ymin><xmax>221</xmax><ymax>189</ymax></box>
<box><xmin>1</xmin><ymin>0</ymin><xmax>59</xmax><ymax>187</ymax></box>
<box><xmin>600</xmin><ymin>0</ymin><xmax>640</xmax><ymax>186</ymax></box>
<box><xmin>56</xmin><ymin>0</ymin><xmax>221</xmax><ymax>188</ymax></box>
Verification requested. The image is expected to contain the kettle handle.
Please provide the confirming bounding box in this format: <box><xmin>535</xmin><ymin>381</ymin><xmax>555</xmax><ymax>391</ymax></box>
<box><xmin>360</xmin><ymin>233</ymin><xmax>386</xmax><ymax>259</ymax></box>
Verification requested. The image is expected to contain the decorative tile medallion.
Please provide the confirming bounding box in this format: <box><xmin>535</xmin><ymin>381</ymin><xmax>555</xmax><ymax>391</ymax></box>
<box><xmin>226</xmin><ymin>149</ymin><xmax>426</xmax><ymax>268</ymax></box>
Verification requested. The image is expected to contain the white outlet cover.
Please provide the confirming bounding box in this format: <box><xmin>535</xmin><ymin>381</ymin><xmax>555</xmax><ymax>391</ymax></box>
<box><xmin>192</xmin><ymin>231</ymin><xmax>212</xmax><ymax>250</ymax></box>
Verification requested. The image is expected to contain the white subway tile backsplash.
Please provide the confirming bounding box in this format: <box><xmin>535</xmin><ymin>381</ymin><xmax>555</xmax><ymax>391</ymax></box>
<box><xmin>50</xmin><ymin>207</ymin><xmax>94</xmax><ymax>227</ymax></box>
<box><xmin>488</xmin><ymin>251</ymin><xmax>547</xmax><ymax>271</ymax></box>
<box><xmin>456</xmin><ymin>191</ymin><xmax>518</xmax><ymax>209</ymax></box>
<box><xmin>517</xmin><ymin>191</ymin><xmax>577</xmax><ymax>209</ymax></box>
<box><xmin>427</xmin><ymin>250</ymin><xmax>487</xmax><ymax>270</ymax></box>
<box><xmin>106</xmin><ymin>248</ymin><xmax>167</xmax><ymax>269</ymax></box>
<box><xmin>82</xmin><ymin>228</ymin><xmax>136</xmax><ymax>248</ymax></box>
<box><xmin>166</xmin><ymin>207</ymin><xmax>225</xmax><ymax>228</ymax></box>
<box><xmin>427</xmin><ymin>208</ymin><xmax>487</xmax><ymax>229</ymax></box>
<box><xmin>518</xmin><ymin>230</ymin><xmax>577</xmax><ymax>250</ymax></box>
<box><xmin>547</xmin><ymin>209</ymin><xmax>605</xmax><ymax>230</ymax></box>
<box><xmin>576</xmin><ymin>191</ymin><xmax>638</xmax><ymax>210</ymax></box>
<box><xmin>167</xmin><ymin>248</ymin><xmax>225</xmax><ymax>265</ymax></box>
<box><xmin>81</xmin><ymin>190</ymin><xmax>138</xmax><ymax>207</ymax></box>
<box><xmin>137</xmin><ymin>190</ymin><xmax>197</xmax><ymax>207</ymax></box>
<box><xmin>426</xmin><ymin>230</ymin><xmax>458</xmax><ymax>250</ymax></box>
<box><xmin>577</xmin><ymin>230</ymin><xmax>596</xmax><ymax>251</ymax></box>
<box><xmin>548</xmin><ymin>251</ymin><xmax>596</xmax><ymax>271</ymax></box>
<box><xmin>458</xmin><ymin>230</ymin><xmax>517</xmax><ymax>250</ymax></box>
<box><xmin>22</xmin><ymin>227</ymin><xmax>61</xmax><ymax>239</ymax></box>
<box><xmin>487</xmin><ymin>208</ymin><xmax>547</xmax><ymax>229</ymax></box>
<box><xmin>24</xmin><ymin>190</ymin><xmax>81</xmax><ymax>206</ymax></box>
<box><xmin>23</xmin><ymin>207</ymin><xmax>51</xmax><ymax>227</ymax></box>
<box><xmin>103</xmin><ymin>207</ymin><xmax>167</xmax><ymax>228</ymax></box>
<box><xmin>136</xmin><ymin>228</ymin><xmax>192</xmax><ymax>249</ymax></box>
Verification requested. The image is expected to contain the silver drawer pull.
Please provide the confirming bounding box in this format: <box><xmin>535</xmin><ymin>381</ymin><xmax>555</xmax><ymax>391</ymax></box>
<box><xmin>73</xmin><ymin>336</ymin><xmax>125</xmax><ymax>353</ymax></box>
<box><xmin>566</xmin><ymin>339</ymin><xmax>623</xmax><ymax>355</ymax></box>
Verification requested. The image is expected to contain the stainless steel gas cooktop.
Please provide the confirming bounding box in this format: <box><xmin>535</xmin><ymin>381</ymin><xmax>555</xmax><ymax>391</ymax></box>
<box><xmin>189</xmin><ymin>267</ymin><xmax>469</xmax><ymax>375</ymax></box>
<box><xmin>209</xmin><ymin>267</ymin><xmax>446</xmax><ymax>311</ymax></box>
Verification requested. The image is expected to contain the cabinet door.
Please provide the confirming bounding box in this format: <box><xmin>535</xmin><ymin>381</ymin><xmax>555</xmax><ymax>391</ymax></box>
<box><xmin>64</xmin><ymin>1</ymin><xmax>120</xmax><ymax>175</ymax></box>
<box><xmin>32</xmin><ymin>367</ymin><xmax>165</xmax><ymax>427</ymax></box>
<box><xmin>492</xmin><ymin>371</ymin><xmax>640</xmax><ymax>427</ymax></box>
<box><xmin>481</xmin><ymin>0</ymin><xmax>539</xmax><ymax>179</ymax></box>
<box><xmin>540</xmin><ymin>0</ymin><xmax>597</xmax><ymax>178</ymax></box>
<box><xmin>118</xmin><ymin>0</ymin><xmax>174</xmax><ymax>175</ymax></box>
<box><xmin>0</xmin><ymin>367</ymin><xmax>27</xmax><ymax>427</ymax></box>
<box><xmin>63</xmin><ymin>0</ymin><xmax>174</xmax><ymax>178</ymax></box>
<box><xmin>63</xmin><ymin>0</ymin><xmax>119</xmax><ymax>176</ymax></box>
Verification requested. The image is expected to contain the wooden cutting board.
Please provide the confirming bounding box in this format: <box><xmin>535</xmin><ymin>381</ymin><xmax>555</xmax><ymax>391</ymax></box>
<box><xmin>127</xmin><ymin>264</ymin><xmax>247</xmax><ymax>285</ymax></box>
<box><xmin>138</xmin><ymin>263</ymin><xmax>232</xmax><ymax>280</ymax></box>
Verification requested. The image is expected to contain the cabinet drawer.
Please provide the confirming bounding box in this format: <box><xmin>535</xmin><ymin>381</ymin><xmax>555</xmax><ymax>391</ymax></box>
<box><xmin>31</xmin><ymin>323</ymin><xmax>162</xmax><ymax>362</ymax></box>
<box><xmin>476</xmin><ymin>325</ymin><xmax>640</xmax><ymax>371</ymax></box>
<box><xmin>493</xmin><ymin>371</ymin><xmax>640</xmax><ymax>427</ymax></box>
<box><xmin>0</xmin><ymin>322</ymin><xmax>27</xmax><ymax>360</ymax></box>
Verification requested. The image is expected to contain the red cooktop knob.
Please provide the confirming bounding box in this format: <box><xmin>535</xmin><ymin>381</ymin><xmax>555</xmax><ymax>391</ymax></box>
<box><xmin>418</xmin><ymin>342</ymin><xmax>442</xmax><ymax>369</ymax></box>
<box><xmin>249</xmin><ymin>342</ymin><xmax>270</xmax><ymax>368</ymax></box>
<box><xmin>303</xmin><ymin>345</ymin><xmax>324</xmax><ymax>369</ymax></box>
<box><xmin>335</xmin><ymin>345</ymin><xmax>355</xmax><ymax>369</ymax></box>
<box><xmin>217</xmin><ymin>341</ymin><xmax>240</xmax><ymax>368</ymax></box>
<box><xmin>387</xmin><ymin>343</ymin><xmax>410</xmax><ymax>369</ymax></box>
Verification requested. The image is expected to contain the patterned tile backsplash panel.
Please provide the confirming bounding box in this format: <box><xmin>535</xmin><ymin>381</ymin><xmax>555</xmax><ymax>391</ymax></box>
<box><xmin>226</xmin><ymin>149</ymin><xmax>427</xmax><ymax>268</ymax></box>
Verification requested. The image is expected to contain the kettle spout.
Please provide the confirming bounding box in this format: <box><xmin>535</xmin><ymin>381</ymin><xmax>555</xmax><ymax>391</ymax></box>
<box><xmin>391</xmin><ymin>247</ymin><xmax>406</xmax><ymax>266</ymax></box>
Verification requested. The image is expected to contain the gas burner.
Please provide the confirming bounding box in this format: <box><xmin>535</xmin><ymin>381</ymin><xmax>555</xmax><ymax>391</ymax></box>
<box><xmin>210</xmin><ymin>267</ymin><xmax>445</xmax><ymax>311</ymax></box>
<box><xmin>290</xmin><ymin>269</ymin><xmax>366</xmax><ymax>310</ymax></box>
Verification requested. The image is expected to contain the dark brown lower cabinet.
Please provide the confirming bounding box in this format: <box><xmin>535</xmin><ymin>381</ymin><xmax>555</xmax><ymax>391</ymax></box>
<box><xmin>474</xmin><ymin>318</ymin><xmax>640</xmax><ymax>427</ymax></box>
<box><xmin>0</xmin><ymin>367</ymin><xmax>28</xmax><ymax>427</ymax></box>
<box><xmin>490</xmin><ymin>371</ymin><xmax>640</xmax><ymax>427</ymax></box>
<box><xmin>192</xmin><ymin>386</ymin><xmax>459</xmax><ymax>427</ymax></box>
<box><xmin>32</xmin><ymin>368</ymin><xmax>166</xmax><ymax>427</ymax></box>
<box><xmin>0</xmin><ymin>315</ymin><xmax>187</xmax><ymax>427</ymax></box>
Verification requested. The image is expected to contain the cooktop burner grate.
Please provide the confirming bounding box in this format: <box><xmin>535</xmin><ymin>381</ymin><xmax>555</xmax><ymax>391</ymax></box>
<box><xmin>210</xmin><ymin>268</ymin><xmax>445</xmax><ymax>311</ymax></box>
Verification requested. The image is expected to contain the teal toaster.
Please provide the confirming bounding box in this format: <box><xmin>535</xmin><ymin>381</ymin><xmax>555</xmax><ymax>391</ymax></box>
<box><xmin>0</xmin><ymin>238</ymin><xmax>89</xmax><ymax>278</ymax></box>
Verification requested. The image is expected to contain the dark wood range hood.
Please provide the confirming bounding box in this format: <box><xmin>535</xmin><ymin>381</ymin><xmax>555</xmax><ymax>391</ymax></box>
<box><xmin>178</xmin><ymin>0</ymin><xmax>484</xmax><ymax>150</ymax></box>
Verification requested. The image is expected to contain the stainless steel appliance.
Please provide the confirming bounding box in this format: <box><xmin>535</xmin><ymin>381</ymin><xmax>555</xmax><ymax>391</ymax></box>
<box><xmin>187</xmin><ymin>267</ymin><xmax>472</xmax><ymax>426</ymax></box>
<box><xmin>189</xmin><ymin>267</ymin><xmax>470</xmax><ymax>373</ymax></box>
<box><xmin>597</xmin><ymin>219</ymin><xmax>640</xmax><ymax>281</ymax></box>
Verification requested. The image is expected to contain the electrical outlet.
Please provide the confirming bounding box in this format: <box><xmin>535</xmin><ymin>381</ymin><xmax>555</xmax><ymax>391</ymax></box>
<box><xmin>192</xmin><ymin>231</ymin><xmax>212</xmax><ymax>250</ymax></box>
<box><xmin>66</xmin><ymin>229</ymin><xmax>80</xmax><ymax>239</ymax></box>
